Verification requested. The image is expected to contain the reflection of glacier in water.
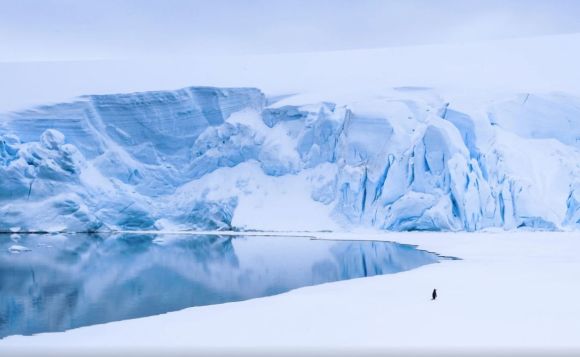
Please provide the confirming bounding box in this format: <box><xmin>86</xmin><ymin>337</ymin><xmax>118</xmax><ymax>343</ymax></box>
<box><xmin>0</xmin><ymin>233</ymin><xmax>441</xmax><ymax>338</ymax></box>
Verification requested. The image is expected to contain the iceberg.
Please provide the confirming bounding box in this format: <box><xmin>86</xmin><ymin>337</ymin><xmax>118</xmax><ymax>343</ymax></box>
<box><xmin>0</xmin><ymin>86</ymin><xmax>578</xmax><ymax>232</ymax></box>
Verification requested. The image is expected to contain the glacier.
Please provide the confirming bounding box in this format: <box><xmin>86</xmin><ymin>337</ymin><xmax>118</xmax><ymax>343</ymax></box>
<box><xmin>0</xmin><ymin>86</ymin><xmax>579</xmax><ymax>232</ymax></box>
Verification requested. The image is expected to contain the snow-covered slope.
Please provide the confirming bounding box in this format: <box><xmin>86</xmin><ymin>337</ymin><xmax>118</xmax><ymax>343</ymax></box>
<box><xmin>1</xmin><ymin>85</ymin><xmax>579</xmax><ymax>232</ymax></box>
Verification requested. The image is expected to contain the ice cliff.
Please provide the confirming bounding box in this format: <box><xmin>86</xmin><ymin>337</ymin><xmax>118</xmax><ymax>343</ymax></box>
<box><xmin>1</xmin><ymin>86</ymin><xmax>579</xmax><ymax>232</ymax></box>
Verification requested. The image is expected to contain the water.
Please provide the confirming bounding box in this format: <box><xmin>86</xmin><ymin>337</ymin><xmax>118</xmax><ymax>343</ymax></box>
<box><xmin>0</xmin><ymin>233</ymin><xmax>442</xmax><ymax>338</ymax></box>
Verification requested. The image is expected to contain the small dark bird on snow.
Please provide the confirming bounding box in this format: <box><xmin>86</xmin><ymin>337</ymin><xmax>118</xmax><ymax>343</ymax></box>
<box><xmin>432</xmin><ymin>289</ymin><xmax>437</xmax><ymax>300</ymax></box>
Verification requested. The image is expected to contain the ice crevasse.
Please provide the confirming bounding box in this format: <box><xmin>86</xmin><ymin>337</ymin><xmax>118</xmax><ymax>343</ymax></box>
<box><xmin>0</xmin><ymin>86</ymin><xmax>578</xmax><ymax>232</ymax></box>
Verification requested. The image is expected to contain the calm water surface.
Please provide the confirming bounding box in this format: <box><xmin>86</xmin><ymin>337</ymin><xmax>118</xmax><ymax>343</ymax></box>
<box><xmin>0</xmin><ymin>233</ymin><xmax>443</xmax><ymax>338</ymax></box>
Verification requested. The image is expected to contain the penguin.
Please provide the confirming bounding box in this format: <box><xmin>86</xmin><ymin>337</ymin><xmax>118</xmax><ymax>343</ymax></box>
<box><xmin>432</xmin><ymin>288</ymin><xmax>437</xmax><ymax>300</ymax></box>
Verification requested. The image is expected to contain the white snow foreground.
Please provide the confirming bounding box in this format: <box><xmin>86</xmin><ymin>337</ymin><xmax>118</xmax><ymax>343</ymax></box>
<box><xmin>1</xmin><ymin>231</ymin><xmax>579</xmax><ymax>354</ymax></box>
<box><xmin>1</xmin><ymin>86</ymin><xmax>579</xmax><ymax>232</ymax></box>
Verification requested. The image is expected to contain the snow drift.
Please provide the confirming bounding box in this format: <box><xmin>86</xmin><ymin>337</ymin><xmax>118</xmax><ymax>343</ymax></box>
<box><xmin>0</xmin><ymin>86</ymin><xmax>579</xmax><ymax>232</ymax></box>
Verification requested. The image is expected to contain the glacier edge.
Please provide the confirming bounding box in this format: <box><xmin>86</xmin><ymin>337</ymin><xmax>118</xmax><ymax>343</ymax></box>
<box><xmin>1</xmin><ymin>86</ymin><xmax>578</xmax><ymax>232</ymax></box>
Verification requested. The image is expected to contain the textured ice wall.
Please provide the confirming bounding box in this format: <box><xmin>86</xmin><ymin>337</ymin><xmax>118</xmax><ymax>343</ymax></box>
<box><xmin>0</xmin><ymin>86</ymin><xmax>578</xmax><ymax>232</ymax></box>
<box><xmin>0</xmin><ymin>87</ymin><xmax>264</xmax><ymax>231</ymax></box>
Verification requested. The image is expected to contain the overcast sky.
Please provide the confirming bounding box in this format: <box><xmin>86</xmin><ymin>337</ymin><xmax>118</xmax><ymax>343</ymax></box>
<box><xmin>1</xmin><ymin>0</ymin><xmax>580</xmax><ymax>61</ymax></box>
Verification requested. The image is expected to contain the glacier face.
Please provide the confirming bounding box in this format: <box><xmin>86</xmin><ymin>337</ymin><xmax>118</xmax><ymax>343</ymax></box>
<box><xmin>0</xmin><ymin>86</ymin><xmax>579</xmax><ymax>232</ymax></box>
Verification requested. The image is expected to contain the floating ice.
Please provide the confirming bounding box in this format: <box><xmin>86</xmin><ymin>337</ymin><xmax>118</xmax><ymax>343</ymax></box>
<box><xmin>8</xmin><ymin>245</ymin><xmax>30</xmax><ymax>254</ymax></box>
